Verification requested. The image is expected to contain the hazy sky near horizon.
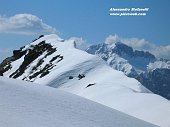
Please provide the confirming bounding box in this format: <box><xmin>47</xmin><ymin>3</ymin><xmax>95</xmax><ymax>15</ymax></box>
<box><xmin>0</xmin><ymin>0</ymin><xmax>170</xmax><ymax>61</ymax></box>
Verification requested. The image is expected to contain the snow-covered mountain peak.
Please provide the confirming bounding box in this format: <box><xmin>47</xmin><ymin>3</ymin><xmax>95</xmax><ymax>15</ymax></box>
<box><xmin>105</xmin><ymin>41</ymin><xmax>155</xmax><ymax>59</ymax></box>
<box><xmin>87</xmin><ymin>42</ymin><xmax>157</xmax><ymax>76</ymax></box>
<box><xmin>1</xmin><ymin>35</ymin><xmax>170</xmax><ymax>126</ymax></box>
<box><xmin>0</xmin><ymin>34</ymin><xmax>149</xmax><ymax>96</ymax></box>
<box><xmin>0</xmin><ymin>34</ymin><xmax>82</xmax><ymax>80</ymax></box>
<box><xmin>25</xmin><ymin>34</ymin><xmax>75</xmax><ymax>50</ymax></box>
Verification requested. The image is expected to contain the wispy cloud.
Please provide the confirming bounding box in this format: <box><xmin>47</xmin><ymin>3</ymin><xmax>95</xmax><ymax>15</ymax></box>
<box><xmin>0</xmin><ymin>14</ymin><xmax>58</xmax><ymax>35</ymax></box>
<box><xmin>69</xmin><ymin>37</ymin><xmax>90</xmax><ymax>50</ymax></box>
<box><xmin>105</xmin><ymin>34</ymin><xmax>170</xmax><ymax>59</ymax></box>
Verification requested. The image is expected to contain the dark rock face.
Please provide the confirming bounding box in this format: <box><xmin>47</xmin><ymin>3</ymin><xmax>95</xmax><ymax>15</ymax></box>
<box><xmin>29</xmin><ymin>63</ymin><xmax>53</xmax><ymax>79</ymax></box>
<box><xmin>13</xmin><ymin>49</ymin><xmax>27</xmax><ymax>60</ymax></box>
<box><xmin>137</xmin><ymin>69</ymin><xmax>170</xmax><ymax>99</ymax></box>
<box><xmin>9</xmin><ymin>41</ymin><xmax>57</xmax><ymax>79</ymax></box>
<box><xmin>134</xmin><ymin>50</ymin><xmax>155</xmax><ymax>59</ymax></box>
<box><xmin>0</xmin><ymin>48</ymin><xmax>27</xmax><ymax>76</ymax></box>
<box><xmin>0</xmin><ymin>36</ymin><xmax>64</xmax><ymax>81</ymax></box>
<box><xmin>0</xmin><ymin>58</ymin><xmax>12</xmax><ymax>76</ymax></box>
<box><xmin>114</xmin><ymin>42</ymin><xmax>155</xmax><ymax>59</ymax></box>
<box><xmin>78</xmin><ymin>74</ymin><xmax>85</xmax><ymax>80</ymax></box>
<box><xmin>114</xmin><ymin>42</ymin><xmax>134</xmax><ymax>57</ymax></box>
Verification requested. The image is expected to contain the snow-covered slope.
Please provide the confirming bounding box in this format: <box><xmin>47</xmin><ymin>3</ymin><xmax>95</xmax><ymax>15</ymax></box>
<box><xmin>0</xmin><ymin>76</ymin><xmax>158</xmax><ymax>127</ymax></box>
<box><xmin>0</xmin><ymin>34</ymin><xmax>170</xmax><ymax>127</ymax></box>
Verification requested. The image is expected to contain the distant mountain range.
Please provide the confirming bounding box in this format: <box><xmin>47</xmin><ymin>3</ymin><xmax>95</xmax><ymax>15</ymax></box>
<box><xmin>0</xmin><ymin>34</ymin><xmax>170</xmax><ymax>126</ymax></box>
<box><xmin>87</xmin><ymin>41</ymin><xmax>170</xmax><ymax>99</ymax></box>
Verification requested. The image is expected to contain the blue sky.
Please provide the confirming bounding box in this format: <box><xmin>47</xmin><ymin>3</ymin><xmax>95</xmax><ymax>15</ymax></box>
<box><xmin>0</xmin><ymin>0</ymin><xmax>170</xmax><ymax>61</ymax></box>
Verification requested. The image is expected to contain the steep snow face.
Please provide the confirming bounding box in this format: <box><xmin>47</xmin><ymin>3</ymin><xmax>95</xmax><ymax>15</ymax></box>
<box><xmin>0</xmin><ymin>77</ymin><xmax>158</xmax><ymax>127</ymax></box>
<box><xmin>0</xmin><ymin>34</ymin><xmax>170</xmax><ymax>126</ymax></box>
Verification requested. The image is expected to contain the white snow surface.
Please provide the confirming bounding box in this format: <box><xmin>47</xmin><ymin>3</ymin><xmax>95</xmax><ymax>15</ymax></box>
<box><xmin>0</xmin><ymin>76</ymin><xmax>158</xmax><ymax>127</ymax></box>
<box><xmin>106</xmin><ymin>53</ymin><xmax>136</xmax><ymax>76</ymax></box>
<box><xmin>3</xmin><ymin>34</ymin><xmax>170</xmax><ymax>127</ymax></box>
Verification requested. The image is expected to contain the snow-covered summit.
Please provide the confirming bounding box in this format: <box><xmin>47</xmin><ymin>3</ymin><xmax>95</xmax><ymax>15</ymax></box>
<box><xmin>0</xmin><ymin>34</ymin><xmax>170</xmax><ymax>126</ymax></box>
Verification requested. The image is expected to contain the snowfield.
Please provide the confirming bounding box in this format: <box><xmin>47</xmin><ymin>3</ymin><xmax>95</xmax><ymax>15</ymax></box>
<box><xmin>0</xmin><ymin>76</ymin><xmax>157</xmax><ymax>127</ymax></box>
<box><xmin>1</xmin><ymin>34</ymin><xmax>170</xmax><ymax>127</ymax></box>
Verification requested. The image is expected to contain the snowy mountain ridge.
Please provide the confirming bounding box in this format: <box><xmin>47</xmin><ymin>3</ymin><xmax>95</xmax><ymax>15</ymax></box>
<box><xmin>0</xmin><ymin>34</ymin><xmax>170</xmax><ymax>127</ymax></box>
